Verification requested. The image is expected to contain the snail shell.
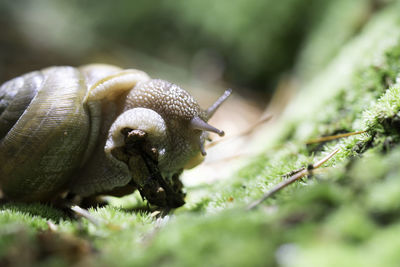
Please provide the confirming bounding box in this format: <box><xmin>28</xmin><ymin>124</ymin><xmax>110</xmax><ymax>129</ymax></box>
<box><xmin>0</xmin><ymin>64</ymin><xmax>230</xmax><ymax>207</ymax></box>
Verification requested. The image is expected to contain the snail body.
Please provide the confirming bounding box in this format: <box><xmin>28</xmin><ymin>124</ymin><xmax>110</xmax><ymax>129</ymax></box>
<box><xmin>0</xmin><ymin>64</ymin><xmax>230</xmax><ymax>207</ymax></box>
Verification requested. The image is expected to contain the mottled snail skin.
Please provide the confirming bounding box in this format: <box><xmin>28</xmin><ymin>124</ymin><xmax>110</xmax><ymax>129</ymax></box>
<box><xmin>0</xmin><ymin>64</ymin><xmax>230</xmax><ymax>207</ymax></box>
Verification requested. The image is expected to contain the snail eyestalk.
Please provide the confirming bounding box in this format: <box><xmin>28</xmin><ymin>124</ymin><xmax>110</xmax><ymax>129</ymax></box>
<box><xmin>191</xmin><ymin>89</ymin><xmax>232</xmax><ymax>156</ymax></box>
<box><xmin>190</xmin><ymin>116</ymin><xmax>224</xmax><ymax>136</ymax></box>
<box><xmin>199</xmin><ymin>139</ymin><xmax>207</xmax><ymax>156</ymax></box>
<box><xmin>206</xmin><ymin>89</ymin><xmax>232</xmax><ymax>120</ymax></box>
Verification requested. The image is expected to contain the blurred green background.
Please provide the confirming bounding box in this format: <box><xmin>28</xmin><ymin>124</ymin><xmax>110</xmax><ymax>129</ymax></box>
<box><xmin>1</xmin><ymin>0</ymin><xmax>387</xmax><ymax>102</ymax></box>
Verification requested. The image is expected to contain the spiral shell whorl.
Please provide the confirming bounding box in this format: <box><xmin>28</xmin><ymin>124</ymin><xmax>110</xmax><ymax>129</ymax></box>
<box><xmin>0</xmin><ymin>67</ymin><xmax>91</xmax><ymax>201</ymax></box>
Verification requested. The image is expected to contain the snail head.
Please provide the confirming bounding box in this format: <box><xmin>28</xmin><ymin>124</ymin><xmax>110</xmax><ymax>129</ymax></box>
<box><xmin>128</xmin><ymin>79</ymin><xmax>231</xmax><ymax>166</ymax></box>
<box><xmin>106</xmin><ymin>79</ymin><xmax>231</xmax><ymax>206</ymax></box>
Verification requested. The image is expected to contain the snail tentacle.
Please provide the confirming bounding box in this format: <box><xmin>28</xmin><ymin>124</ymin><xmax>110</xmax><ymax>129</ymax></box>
<box><xmin>190</xmin><ymin>116</ymin><xmax>224</xmax><ymax>136</ymax></box>
<box><xmin>206</xmin><ymin>88</ymin><xmax>232</xmax><ymax>120</ymax></box>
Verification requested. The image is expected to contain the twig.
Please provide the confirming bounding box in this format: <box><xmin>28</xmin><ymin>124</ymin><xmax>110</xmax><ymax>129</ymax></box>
<box><xmin>281</xmin><ymin>167</ymin><xmax>306</xmax><ymax>179</ymax></box>
<box><xmin>238</xmin><ymin>114</ymin><xmax>273</xmax><ymax>137</ymax></box>
<box><xmin>306</xmin><ymin>131</ymin><xmax>365</xmax><ymax>144</ymax></box>
<box><xmin>70</xmin><ymin>205</ymin><xmax>101</xmax><ymax>226</ymax></box>
<box><xmin>246</xmin><ymin>147</ymin><xmax>340</xmax><ymax>210</ymax></box>
<box><xmin>206</xmin><ymin>114</ymin><xmax>273</xmax><ymax>149</ymax></box>
<box><xmin>46</xmin><ymin>221</ymin><xmax>58</xmax><ymax>232</ymax></box>
<box><xmin>312</xmin><ymin>148</ymin><xmax>340</xmax><ymax>168</ymax></box>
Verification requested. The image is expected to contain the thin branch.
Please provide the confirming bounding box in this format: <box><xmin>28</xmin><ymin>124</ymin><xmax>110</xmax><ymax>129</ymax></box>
<box><xmin>281</xmin><ymin>167</ymin><xmax>306</xmax><ymax>178</ymax></box>
<box><xmin>246</xmin><ymin>147</ymin><xmax>340</xmax><ymax>210</ymax></box>
<box><xmin>206</xmin><ymin>114</ymin><xmax>273</xmax><ymax>149</ymax></box>
<box><xmin>312</xmin><ymin>148</ymin><xmax>340</xmax><ymax>168</ymax></box>
<box><xmin>238</xmin><ymin>114</ymin><xmax>273</xmax><ymax>137</ymax></box>
<box><xmin>306</xmin><ymin>131</ymin><xmax>365</xmax><ymax>144</ymax></box>
<box><xmin>46</xmin><ymin>221</ymin><xmax>58</xmax><ymax>232</ymax></box>
<box><xmin>70</xmin><ymin>205</ymin><xmax>101</xmax><ymax>226</ymax></box>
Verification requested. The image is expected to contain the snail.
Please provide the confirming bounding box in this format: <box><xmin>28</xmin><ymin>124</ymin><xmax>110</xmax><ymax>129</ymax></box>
<box><xmin>0</xmin><ymin>64</ymin><xmax>231</xmax><ymax>208</ymax></box>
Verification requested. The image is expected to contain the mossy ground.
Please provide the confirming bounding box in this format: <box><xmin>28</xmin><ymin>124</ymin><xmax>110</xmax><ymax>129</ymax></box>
<box><xmin>2</xmin><ymin>2</ymin><xmax>400</xmax><ymax>267</ymax></box>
